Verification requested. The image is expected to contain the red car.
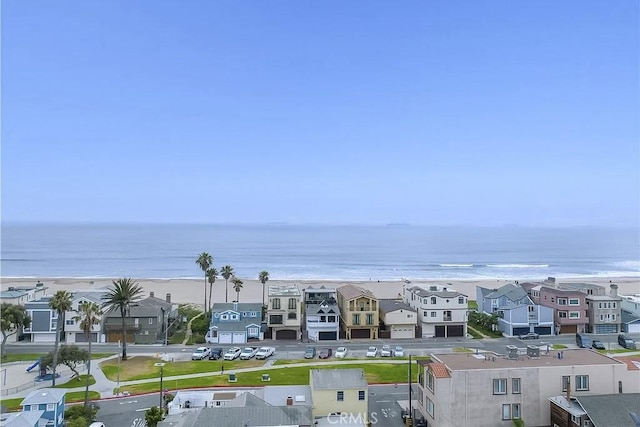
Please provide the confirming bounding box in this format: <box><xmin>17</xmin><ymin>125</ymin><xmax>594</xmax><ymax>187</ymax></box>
<box><xmin>319</xmin><ymin>348</ymin><xmax>333</xmax><ymax>359</ymax></box>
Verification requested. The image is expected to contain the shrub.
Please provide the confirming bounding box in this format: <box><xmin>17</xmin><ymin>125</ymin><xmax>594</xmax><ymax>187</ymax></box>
<box><xmin>68</xmin><ymin>417</ymin><xmax>88</xmax><ymax>427</ymax></box>
<box><xmin>190</xmin><ymin>315</ymin><xmax>210</xmax><ymax>335</ymax></box>
<box><xmin>65</xmin><ymin>404</ymin><xmax>98</xmax><ymax>423</ymax></box>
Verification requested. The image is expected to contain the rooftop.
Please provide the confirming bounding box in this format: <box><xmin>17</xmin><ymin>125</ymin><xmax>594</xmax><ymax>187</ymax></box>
<box><xmin>379</xmin><ymin>299</ymin><xmax>415</xmax><ymax>314</ymax></box>
<box><xmin>408</xmin><ymin>285</ymin><xmax>465</xmax><ymax>298</ymax></box>
<box><xmin>556</xmin><ymin>282</ymin><xmax>605</xmax><ymax>291</ymax></box>
<box><xmin>338</xmin><ymin>284</ymin><xmax>376</xmax><ymax>301</ymax></box>
<box><xmin>21</xmin><ymin>388</ymin><xmax>66</xmax><ymax>406</ymax></box>
<box><xmin>311</xmin><ymin>368</ymin><xmax>368</xmax><ymax>390</ymax></box>
<box><xmin>577</xmin><ymin>394</ymin><xmax>640</xmax><ymax>427</ymax></box>
<box><xmin>268</xmin><ymin>284</ymin><xmax>301</xmax><ymax>297</ymax></box>
<box><xmin>0</xmin><ymin>410</ymin><xmax>44</xmax><ymax>427</ymax></box>
<box><xmin>211</xmin><ymin>302</ymin><xmax>263</xmax><ymax>312</ymax></box>
<box><xmin>548</xmin><ymin>395</ymin><xmax>586</xmax><ymax>417</ymax></box>
<box><xmin>160</xmin><ymin>406</ymin><xmax>313</xmax><ymax>427</ymax></box>
<box><xmin>431</xmin><ymin>349</ymin><xmax>625</xmax><ymax>371</ymax></box>
<box><xmin>483</xmin><ymin>283</ymin><xmax>528</xmax><ymax>302</ymax></box>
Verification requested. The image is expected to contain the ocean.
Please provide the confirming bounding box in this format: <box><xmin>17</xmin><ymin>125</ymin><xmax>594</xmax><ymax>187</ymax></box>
<box><xmin>1</xmin><ymin>224</ymin><xmax>639</xmax><ymax>281</ymax></box>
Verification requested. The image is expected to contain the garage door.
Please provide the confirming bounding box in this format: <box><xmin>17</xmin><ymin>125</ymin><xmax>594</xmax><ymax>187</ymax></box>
<box><xmin>33</xmin><ymin>334</ymin><xmax>55</xmax><ymax>343</ymax></box>
<box><xmin>107</xmin><ymin>331</ymin><xmax>134</xmax><ymax>343</ymax></box>
<box><xmin>318</xmin><ymin>331</ymin><xmax>337</xmax><ymax>340</ymax></box>
<box><xmin>391</xmin><ymin>326</ymin><xmax>414</xmax><ymax>339</ymax></box>
<box><xmin>350</xmin><ymin>329</ymin><xmax>371</xmax><ymax>339</ymax></box>
<box><xmin>219</xmin><ymin>332</ymin><xmax>232</xmax><ymax>344</ymax></box>
<box><xmin>75</xmin><ymin>332</ymin><xmax>98</xmax><ymax>343</ymax></box>
<box><xmin>232</xmin><ymin>332</ymin><xmax>246</xmax><ymax>343</ymax></box>
<box><xmin>559</xmin><ymin>324</ymin><xmax>577</xmax><ymax>334</ymax></box>
<box><xmin>435</xmin><ymin>325</ymin><xmax>445</xmax><ymax>338</ymax></box>
<box><xmin>513</xmin><ymin>327</ymin><xmax>530</xmax><ymax>337</ymax></box>
<box><xmin>626</xmin><ymin>323</ymin><xmax>640</xmax><ymax>334</ymax></box>
<box><xmin>275</xmin><ymin>329</ymin><xmax>297</xmax><ymax>340</ymax></box>
<box><xmin>534</xmin><ymin>326</ymin><xmax>552</xmax><ymax>336</ymax></box>
<box><xmin>446</xmin><ymin>325</ymin><xmax>464</xmax><ymax>337</ymax></box>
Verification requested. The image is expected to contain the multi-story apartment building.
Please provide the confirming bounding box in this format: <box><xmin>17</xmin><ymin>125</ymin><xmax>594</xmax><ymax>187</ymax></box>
<box><xmin>379</xmin><ymin>299</ymin><xmax>417</xmax><ymax>339</ymax></box>
<box><xmin>303</xmin><ymin>286</ymin><xmax>339</xmax><ymax>341</ymax></box>
<box><xmin>404</xmin><ymin>284</ymin><xmax>468</xmax><ymax>338</ymax></box>
<box><xmin>527</xmin><ymin>285</ymin><xmax>588</xmax><ymax>334</ymax></box>
<box><xmin>620</xmin><ymin>293</ymin><xmax>640</xmax><ymax>333</ymax></box>
<box><xmin>206</xmin><ymin>302</ymin><xmax>263</xmax><ymax>344</ymax></box>
<box><xmin>477</xmin><ymin>283</ymin><xmax>554</xmax><ymax>337</ymax></box>
<box><xmin>266</xmin><ymin>284</ymin><xmax>301</xmax><ymax>340</ymax></box>
<box><xmin>585</xmin><ymin>284</ymin><xmax>622</xmax><ymax>334</ymax></box>
<box><xmin>415</xmin><ymin>349</ymin><xmax>640</xmax><ymax>427</ymax></box>
<box><xmin>337</xmin><ymin>284</ymin><xmax>379</xmax><ymax>339</ymax></box>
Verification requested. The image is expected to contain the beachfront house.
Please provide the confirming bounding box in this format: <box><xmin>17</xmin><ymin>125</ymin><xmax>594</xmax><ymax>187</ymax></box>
<box><xmin>585</xmin><ymin>284</ymin><xmax>622</xmax><ymax>334</ymax></box>
<box><xmin>620</xmin><ymin>294</ymin><xmax>640</xmax><ymax>333</ymax></box>
<box><xmin>104</xmin><ymin>294</ymin><xmax>174</xmax><ymax>344</ymax></box>
<box><xmin>303</xmin><ymin>286</ymin><xmax>340</xmax><ymax>341</ymax></box>
<box><xmin>206</xmin><ymin>302</ymin><xmax>263</xmax><ymax>344</ymax></box>
<box><xmin>477</xmin><ymin>283</ymin><xmax>554</xmax><ymax>337</ymax></box>
<box><xmin>20</xmin><ymin>388</ymin><xmax>66</xmax><ymax>427</ymax></box>
<box><xmin>310</xmin><ymin>368</ymin><xmax>369</xmax><ymax>424</ymax></box>
<box><xmin>336</xmin><ymin>284</ymin><xmax>379</xmax><ymax>339</ymax></box>
<box><xmin>415</xmin><ymin>350</ymin><xmax>640</xmax><ymax>427</ymax></box>
<box><xmin>378</xmin><ymin>299</ymin><xmax>417</xmax><ymax>339</ymax></box>
<box><xmin>523</xmin><ymin>283</ymin><xmax>589</xmax><ymax>334</ymax></box>
<box><xmin>63</xmin><ymin>290</ymin><xmax>107</xmax><ymax>343</ymax></box>
<box><xmin>23</xmin><ymin>296</ymin><xmax>58</xmax><ymax>343</ymax></box>
<box><xmin>266</xmin><ymin>284</ymin><xmax>302</xmax><ymax>340</ymax></box>
<box><xmin>0</xmin><ymin>282</ymin><xmax>47</xmax><ymax>306</ymax></box>
<box><xmin>403</xmin><ymin>284</ymin><xmax>468</xmax><ymax>338</ymax></box>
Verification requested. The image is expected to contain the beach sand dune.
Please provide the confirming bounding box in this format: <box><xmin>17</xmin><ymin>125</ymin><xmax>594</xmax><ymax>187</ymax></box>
<box><xmin>1</xmin><ymin>276</ymin><xmax>638</xmax><ymax>308</ymax></box>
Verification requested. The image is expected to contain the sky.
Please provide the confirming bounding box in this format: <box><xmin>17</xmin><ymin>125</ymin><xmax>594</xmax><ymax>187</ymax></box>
<box><xmin>2</xmin><ymin>1</ymin><xmax>639</xmax><ymax>226</ymax></box>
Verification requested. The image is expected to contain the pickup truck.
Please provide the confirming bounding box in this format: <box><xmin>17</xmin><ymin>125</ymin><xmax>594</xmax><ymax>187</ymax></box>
<box><xmin>223</xmin><ymin>347</ymin><xmax>242</xmax><ymax>360</ymax></box>
<box><xmin>239</xmin><ymin>347</ymin><xmax>259</xmax><ymax>360</ymax></box>
<box><xmin>255</xmin><ymin>347</ymin><xmax>275</xmax><ymax>360</ymax></box>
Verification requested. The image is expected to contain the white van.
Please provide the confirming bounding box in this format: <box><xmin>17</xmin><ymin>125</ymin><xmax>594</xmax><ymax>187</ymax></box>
<box><xmin>88</xmin><ymin>423</ymin><xmax>105</xmax><ymax>427</ymax></box>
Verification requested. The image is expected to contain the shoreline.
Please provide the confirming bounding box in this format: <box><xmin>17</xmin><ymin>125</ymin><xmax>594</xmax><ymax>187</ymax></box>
<box><xmin>2</xmin><ymin>276</ymin><xmax>638</xmax><ymax>307</ymax></box>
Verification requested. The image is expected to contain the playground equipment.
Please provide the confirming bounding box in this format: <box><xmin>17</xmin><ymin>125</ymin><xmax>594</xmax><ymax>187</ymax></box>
<box><xmin>25</xmin><ymin>358</ymin><xmax>40</xmax><ymax>373</ymax></box>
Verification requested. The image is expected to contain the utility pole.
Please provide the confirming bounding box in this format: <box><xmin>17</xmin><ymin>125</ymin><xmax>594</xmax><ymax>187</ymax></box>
<box><xmin>408</xmin><ymin>354</ymin><xmax>413</xmax><ymax>426</ymax></box>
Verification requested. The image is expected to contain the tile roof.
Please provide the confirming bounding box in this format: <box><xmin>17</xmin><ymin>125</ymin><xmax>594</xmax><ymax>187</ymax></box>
<box><xmin>379</xmin><ymin>299</ymin><xmax>415</xmax><ymax>314</ymax></box>
<box><xmin>338</xmin><ymin>284</ymin><xmax>375</xmax><ymax>301</ymax></box>
<box><xmin>615</xmin><ymin>356</ymin><xmax>640</xmax><ymax>371</ymax></box>
<box><xmin>576</xmin><ymin>394</ymin><xmax>640</xmax><ymax>427</ymax></box>
<box><xmin>311</xmin><ymin>368</ymin><xmax>368</xmax><ymax>390</ymax></box>
<box><xmin>429</xmin><ymin>363</ymin><xmax>451</xmax><ymax>378</ymax></box>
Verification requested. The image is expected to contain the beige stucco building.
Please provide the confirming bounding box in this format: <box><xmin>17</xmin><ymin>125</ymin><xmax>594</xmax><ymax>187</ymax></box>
<box><xmin>266</xmin><ymin>284</ymin><xmax>302</xmax><ymax>340</ymax></box>
<box><xmin>337</xmin><ymin>284</ymin><xmax>378</xmax><ymax>339</ymax></box>
<box><xmin>415</xmin><ymin>349</ymin><xmax>640</xmax><ymax>427</ymax></box>
<box><xmin>379</xmin><ymin>299</ymin><xmax>417</xmax><ymax>339</ymax></box>
<box><xmin>310</xmin><ymin>368</ymin><xmax>369</xmax><ymax>423</ymax></box>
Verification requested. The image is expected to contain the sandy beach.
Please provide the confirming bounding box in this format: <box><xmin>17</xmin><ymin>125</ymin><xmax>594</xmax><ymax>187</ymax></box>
<box><xmin>2</xmin><ymin>276</ymin><xmax>638</xmax><ymax>307</ymax></box>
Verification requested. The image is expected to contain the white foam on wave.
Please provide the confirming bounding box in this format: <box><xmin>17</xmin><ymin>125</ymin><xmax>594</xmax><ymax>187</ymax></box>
<box><xmin>610</xmin><ymin>260</ymin><xmax>640</xmax><ymax>271</ymax></box>
<box><xmin>486</xmin><ymin>264</ymin><xmax>549</xmax><ymax>269</ymax></box>
<box><xmin>439</xmin><ymin>264</ymin><xmax>474</xmax><ymax>268</ymax></box>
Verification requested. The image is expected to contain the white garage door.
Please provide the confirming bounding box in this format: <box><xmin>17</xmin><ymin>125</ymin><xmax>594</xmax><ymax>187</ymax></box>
<box><xmin>627</xmin><ymin>323</ymin><xmax>640</xmax><ymax>334</ymax></box>
<box><xmin>391</xmin><ymin>326</ymin><xmax>414</xmax><ymax>339</ymax></box>
<box><xmin>33</xmin><ymin>334</ymin><xmax>56</xmax><ymax>343</ymax></box>
<box><xmin>232</xmin><ymin>332</ymin><xmax>246</xmax><ymax>343</ymax></box>
<box><xmin>219</xmin><ymin>332</ymin><xmax>232</xmax><ymax>344</ymax></box>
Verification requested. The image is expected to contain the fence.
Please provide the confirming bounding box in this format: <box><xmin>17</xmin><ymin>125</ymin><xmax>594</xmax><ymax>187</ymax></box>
<box><xmin>0</xmin><ymin>363</ymin><xmax>87</xmax><ymax>397</ymax></box>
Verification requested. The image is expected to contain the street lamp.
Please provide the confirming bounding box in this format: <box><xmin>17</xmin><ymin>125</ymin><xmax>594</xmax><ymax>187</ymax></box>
<box><xmin>155</xmin><ymin>362</ymin><xmax>166</xmax><ymax>409</ymax></box>
<box><xmin>116</xmin><ymin>340</ymin><xmax>121</xmax><ymax>394</ymax></box>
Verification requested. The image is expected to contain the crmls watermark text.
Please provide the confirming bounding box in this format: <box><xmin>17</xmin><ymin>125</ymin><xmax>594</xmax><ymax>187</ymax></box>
<box><xmin>325</xmin><ymin>412</ymin><xmax>379</xmax><ymax>425</ymax></box>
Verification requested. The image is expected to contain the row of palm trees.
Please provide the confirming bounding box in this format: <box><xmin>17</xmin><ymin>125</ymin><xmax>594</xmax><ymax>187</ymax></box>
<box><xmin>195</xmin><ymin>252</ymin><xmax>270</xmax><ymax>310</ymax></box>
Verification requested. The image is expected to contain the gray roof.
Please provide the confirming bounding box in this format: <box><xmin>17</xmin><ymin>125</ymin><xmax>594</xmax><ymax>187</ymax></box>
<box><xmin>576</xmin><ymin>393</ymin><xmax>640</xmax><ymax>427</ymax></box>
<box><xmin>263</xmin><ymin>385</ymin><xmax>311</xmax><ymax>407</ymax></box>
<box><xmin>21</xmin><ymin>388</ymin><xmax>66</xmax><ymax>406</ymax></box>
<box><xmin>213</xmin><ymin>303</ymin><xmax>263</xmax><ymax>312</ymax></box>
<box><xmin>557</xmin><ymin>282</ymin><xmax>605</xmax><ymax>292</ymax></box>
<box><xmin>484</xmin><ymin>283</ymin><xmax>529</xmax><ymax>303</ymax></box>
<box><xmin>305</xmin><ymin>302</ymin><xmax>339</xmax><ymax>315</ymax></box>
<box><xmin>24</xmin><ymin>297</ymin><xmax>53</xmax><ymax>309</ymax></box>
<box><xmin>379</xmin><ymin>299</ymin><xmax>415</xmax><ymax>314</ymax></box>
<box><xmin>225</xmin><ymin>392</ymin><xmax>269</xmax><ymax>408</ymax></box>
<box><xmin>104</xmin><ymin>298</ymin><xmax>162</xmax><ymax>318</ymax></box>
<box><xmin>311</xmin><ymin>368</ymin><xmax>368</xmax><ymax>390</ymax></box>
<box><xmin>622</xmin><ymin>310</ymin><xmax>640</xmax><ymax>325</ymax></box>
<box><xmin>212</xmin><ymin>318</ymin><xmax>262</xmax><ymax>333</ymax></box>
<box><xmin>408</xmin><ymin>286</ymin><xmax>465</xmax><ymax>298</ymax></box>
<box><xmin>173</xmin><ymin>406</ymin><xmax>313</xmax><ymax>427</ymax></box>
<box><xmin>0</xmin><ymin>410</ymin><xmax>44</xmax><ymax>427</ymax></box>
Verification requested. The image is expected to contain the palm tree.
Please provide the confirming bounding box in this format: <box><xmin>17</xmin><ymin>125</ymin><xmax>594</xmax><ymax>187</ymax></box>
<box><xmin>206</xmin><ymin>267</ymin><xmax>218</xmax><ymax>313</ymax></box>
<box><xmin>74</xmin><ymin>301</ymin><xmax>102</xmax><ymax>407</ymax></box>
<box><xmin>258</xmin><ymin>271</ymin><xmax>269</xmax><ymax>309</ymax></box>
<box><xmin>49</xmin><ymin>290</ymin><xmax>73</xmax><ymax>386</ymax></box>
<box><xmin>196</xmin><ymin>252</ymin><xmax>213</xmax><ymax>312</ymax></box>
<box><xmin>232</xmin><ymin>277</ymin><xmax>244</xmax><ymax>302</ymax></box>
<box><xmin>220</xmin><ymin>265</ymin><xmax>234</xmax><ymax>303</ymax></box>
<box><xmin>102</xmin><ymin>278</ymin><xmax>143</xmax><ymax>360</ymax></box>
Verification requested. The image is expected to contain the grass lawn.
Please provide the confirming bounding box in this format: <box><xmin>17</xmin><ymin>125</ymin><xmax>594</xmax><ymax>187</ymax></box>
<box><xmin>0</xmin><ymin>392</ymin><xmax>100</xmax><ymax>411</ymax></box>
<box><xmin>597</xmin><ymin>348</ymin><xmax>639</xmax><ymax>354</ymax></box>
<box><xmin>468</xmin><ymin>322</ymin><xmax>503</xmax><ymax>338</ymax></box>
<box><xmin>466</xmin><ymin>327</ymin><xmax>483</xmax><ymax>339</ymax></box>
<box><xmin>120</xmin><ymin>363</ymin><xmax>420</xmax><ymax>395</ymax></box>
<box><xmin>1</xmin><ymin>353</ymin><xmax>113</xmax><ymax>363</ymax></box>
<box><xmin>552</xmin><ymin>344</ymin><xmax>568</xmax><ymax>350</ymax></box>
<box><xmin>100</xmin><ymin>356</ymin><xmax>265</xmax><ymax>381</ymax></box>
<box><xmin>0</xmin><ymin>397</ymin><xmax>23</xmax><ymax>411</ymax></box>
<box><xmin>54</xmin><ymin>375</ymin><xmax>96</xmax><ymax>388</ymax></box>
<box><xmin>168</xmin><ymin>331</ymin><xmax>186</xmax><ymax>345</ymax></box>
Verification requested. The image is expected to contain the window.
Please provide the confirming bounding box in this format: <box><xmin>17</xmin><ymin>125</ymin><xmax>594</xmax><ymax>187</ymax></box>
<box><xmin>221</xmin><ymin>314</ymin><xmax>228</xmax><ymax>320</ymax></box>
<box><xmin>430</xmin><ymin>312</ymin><xmax>437</xmax><ymax>318</ymax></box>
<box><xmin>423</xmin><ymin>311</ymin><xmax>428</xmax><ymax>317</ymax></box>
<box><xmin>600</xmin><ymin>314</ymin><xmax>604</xmax><ymax>321</ymax></box>
<box><xmin>558</xmin><ymin>298</ymin><xmax>567</xmax><ymax>305</ymax></box>
<box><xmin>251</xmin><ymin>311</ymin><xmax>257</xmax><ymax>317</ymax></box>
<box><xmin>328</xmin><ymin>315</ymin><xmax>336</xmax><ymax>322</ymax></box>
<box><xmin>148</xmin><ymin>318</ymin><xmax>153</xmax><ymax>324</ymax></box>
<box><xmin>269</xmin><ymin>315</ymin><xmax>283</xmax><ymax>324</ymax></box>
<box><xmin>358</xmin><ymin>390</ymin><xmax>365</xmax><ymax>401</ymax></box>
<box><xmin>47</xmin><ymin>404</ymin><xmax>55</xmax><ymax>411</ymax></box>
<box><xmin>353</xmin><ymin>314</ymin><xmax>360</xmax><ymax>325</ymax></box>
<box><xmin>562</xmin><ymin>376</ymin><xmax>570</xmax><ymax>392</ymax></box>
<box><xmin>426</xmin><ymin>398</ymin><xmax>435</xmax><ymax>417</ymax></box>
<box><xmin>612</xmin><ymin>302</ymin><xmax>616</xmax><ymax>308</ymax></box>
<box><xmin>502</xmin><ymin>404</ymin><xmax>511</xmax><ymax>420</ymax></box>
<box><xmin>66</xmin><ymin>319</ymin><xmax>74</xmax><ymax>325</ymax></box>
<box><xmin>288</xmin><ymin>312</ymin><xmax>297</xmax><ymax>319</ymax></box>
<box><xmin>612</xmin><ymin>314</ymin><xmax>616</xmax><ymax>321</ymax></box>
<box><xmin>242</xmin><ymin>312</ymin><xmax>247</xmax><ymax>317</ymax></box>
<box><xmin>272</xmin><ymin>298</ymin><xmax>281</xmax><ymax>309</ymax></box>
<box><xmin>427</xmin><ymin>370</ymin><xmax>434</xmax><ymax>392</ymax></box>
<box><xmin>493</xmin><ymin>379</ymin><xmax>507</xmax><ymax>395</ymax></box>
<box><xmin>231</xmin><ymin>314</ymin><xmax>238</xmax><ymax>320</ymax></box>
<box><xmin>443</xmin><ymin>310</ymin><xmax>452</xmax><ymax>320</ymax></box>
<box><xmin>598</xmin><ymin>302</ymin><xmax>602</xmax><ymax>309</ymax></box>
<box><xmin>569</xmin><ymin>312</ymin><xmax>580</xmax><ymax>319</ymax></box>
<box><xmin>337</xmin><ymin>391</ymin><xmax>344</xmax><ymax>401</ymax></box>
<box><xmin>144</xmin><ymin>330</ymin><xmax>149</xmax><ymax>335</ymax></box>
<box><xmin>512</xmin><ymin>378</ymin><xmax>521</xmax><ymax>394</ymax></box>
<box><xmin>248</xmin><ymin>327</ymin><xmax>259</xmax><ymax>336</ymax></box>
<box><xmin>288</xmin><ymin>298</ymin><xmax>297</xmax><ymax>309</ymax></box>
<box><xmin>458</xmin><ymin>297</ymin><xmax>464</xmax><ymax>304</ymax></box>
<box><xmin>431</xmin><ymin>297</ymin><xmax>437</xmax><ymax>304</ymax></box>
<box><xmin>512</xmin><ymin>403</ymin><xmax>521</xmax><ymax>419</ymax></box>
<box><xmin>558</xmin><ymin>311</ymin><xmax>568</xmax><ymax>318</ymax></box>
<box><xmin>366</xmin><ymin>313</ymin><xmax>374</xmax><ymax>325</ymax></box>
<box><xmin>576</xmin><ymin>375</ymin><xmax>589</xmax><ymax>391</ymax></box>
<box><xmin>569</xmin><ymin>298</ymin><xmax>580</xmax><ymax>305</ymax></box>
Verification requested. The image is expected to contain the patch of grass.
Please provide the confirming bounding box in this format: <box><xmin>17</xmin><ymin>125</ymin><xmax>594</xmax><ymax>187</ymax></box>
<box><xmin>169</xmin><ymin>331</ymin><xmax>186</xmax><ymax>345</ymax></box>
<box><xmin>466</xmin><ymin>327</ymin><xmax>483</xmax><ymax>339</ymax></box>
<box><xmin>100</xmin><ymin>356</ymin><xmax>265</xmax><ymax>381</ymax></box>
<box><xmin>1</xmin><ymin>353</ymin><xmax>113</xmax><ymax>363</ymax></box>
<box><xmin>552</xmin><ymin>344</ymin><xmax>567</xmax><ymax>350</ymax></box>
<box><xmin>453</xmin><ymin>347</ymin><xmax>472</xmax><ymax>353</ymax></box>
<box><xmin>120</xmin><ymin>363</ymin><xmax>419</xmax><ymax>395</ymax></box>
<box><xmin>54</xmin><ymin>375</ymin><xmax>96</xmax><ymax>388</ymax></box>
<box><xmin>468</xmin><ymin>321</ymin><xmax>503</xmax><ymax>338</ymax></box>
<box><xmin>0</xmin><ymin>397</ymin><xmax>23</xmax><ymax>411</ymax></box>
<box><xmin>597</xmin><ymin>348</ymin><xmax>639</xmax><ymax>354</ymax></box>
<box><xmin>65</xmin><ymin>391</ymin><xmax>101</xmax><ymax>403</ymax></box>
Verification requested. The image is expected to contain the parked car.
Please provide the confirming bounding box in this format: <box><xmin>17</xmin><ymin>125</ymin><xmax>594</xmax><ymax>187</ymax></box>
<box><xmin>618</xmin><ymin>334</ymin><xmax>637</xmax><ymax>349</ymax></box>
<box><xmin>255</xmin><ymin>347</ymin><xmax>275</xmax><ymax>360</ymax></box>
<box><xmin>519</xmin><ymin>332</ymin><xmax>539</xmax><ymax>340</ymax></box>
<box><xmin>304</xmin><ymin>347</ymin><xmax>316</xmax><ymax>359</ymax></box>
<box><xmin>240</xmin><ymin>347</ymin><xmax>259</xmax><ymax>360</ymax></box>
<box><xmin>335</xmin><ymin>347</ymin><xmax>348</xmax><ymax>358</ymax></box>
<box><xmin>380</xmin><ymin>345</ymin><xmax>392</xmax><ymax>357</ymax></box>
<box><xmin>208</xmin><ymin>348</ymin><xmax>223</xmax><ymax>360</ymax></box>
<box><xmin>366</xmin><ymin>346</ymin><xmax>378</xmax><ymax>357</ymax></box>
<box><xmin>191</xmin><ymin>347</ymin><xmax>211</xmax><ymax>360</ymax></box>
<box><xmin>319</xmin><ymin>348</ymin><xmax>333</xmax><ymax>359</ymax></box>
<box><xmin>223</xmin><ymin>347</ymin><xmax>242</xmax><ymax>360</ymax></box>
<box><xmin>576</xmin><ymin>333</ymin><xmax>592</xmax><ymax>348</ymax></box>
<box><xmin>591</xmin><ymin>340</ymin><xmax>606</xmax><ymax>350</ymax></box>
<box><xmin>394</xmin><ymin>346</ymin><xmax>404</xmax><ymax>357</ymax></box>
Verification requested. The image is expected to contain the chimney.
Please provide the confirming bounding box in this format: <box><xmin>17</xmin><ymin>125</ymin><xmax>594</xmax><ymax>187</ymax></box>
<box><xmin>233</xmin><ymin>301</ymin><xmax>238</xmax><ymax>311</ymax></box>
<box><xmin>150</xmin><ymin>292</ymin><xmax>155</xmax><ymax>298</ymax></box>
<box><xmin>610</xmin><ymin>284</ymin><xmax>618</xmax><ymax>298</ymax></box>
<box><xmin>286</xmin><ymin>396</ymin><xmax>293</xmax><ymax>406</ymax></box>
<box><xmin>566</xmin><ymin>377</ymin><xmax>571</xmax><ymax>402</ymax></box>
<box><xmin>166</xmin><ymin>293</ymin><xmax>171</xmax><ymax>303</ymax></box>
